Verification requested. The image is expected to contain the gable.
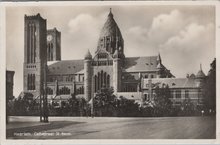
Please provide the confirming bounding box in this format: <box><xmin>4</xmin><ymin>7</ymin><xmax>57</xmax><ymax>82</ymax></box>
<box><xmin>93</xmin><ymin>48</ymin><xmax>113</xmax><ymax>61</ymax></box>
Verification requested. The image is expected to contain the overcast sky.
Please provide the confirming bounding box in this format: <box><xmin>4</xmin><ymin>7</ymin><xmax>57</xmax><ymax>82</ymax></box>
<box><xmin>6</xmin><ymin>5</ymin><xmax>215</xmax><ymax>97</ymax></box>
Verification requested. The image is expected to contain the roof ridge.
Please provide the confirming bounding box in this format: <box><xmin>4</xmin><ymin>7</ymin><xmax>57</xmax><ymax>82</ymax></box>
<box><xmin>151</xmin><ymin>78</ymin><xmax>187</xmax><ymax>80</ymax></box>
<box><xmin>60</xmin><ymin>59</ymin><xmax>83</xmax><ymax>61</ymax></box>
<box><xmin>126</xmin><ymin>56</ymin><xmax>157</xmax><ymax>58</ymax></box>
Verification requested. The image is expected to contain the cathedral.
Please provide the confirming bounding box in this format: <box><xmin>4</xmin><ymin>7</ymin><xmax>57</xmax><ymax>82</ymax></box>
<box><xmin>23</xmin><ymin>9</ymin><xmax>206</xmax><ymax>106</ymax></box>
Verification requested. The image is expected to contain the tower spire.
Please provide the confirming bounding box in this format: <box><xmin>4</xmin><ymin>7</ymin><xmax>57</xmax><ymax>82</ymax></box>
<box><xmin>157</xmin><ymin>52</ymin><xmax>162</xmax><ymax>64</ymax></box>
<box><xmin>97</xmin><ymin>8</ymin><xmax>123</xmax><ymax>56</ymax></box>
<box><xmin>108</xmin><ymin>8</ymin><xmax>113</xmax><ymax>17</ymax></box>
<box><xmin>200</xmin><ymin>63</ymin><xmax>202</xmax><ymax>70</ymax></box>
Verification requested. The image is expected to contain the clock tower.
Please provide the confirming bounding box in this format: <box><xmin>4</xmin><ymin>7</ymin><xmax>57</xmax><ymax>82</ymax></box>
<box><xmin>47</xmin><ymin>28</ymin><xmax>61</xmax><ymax>61</ymax></box>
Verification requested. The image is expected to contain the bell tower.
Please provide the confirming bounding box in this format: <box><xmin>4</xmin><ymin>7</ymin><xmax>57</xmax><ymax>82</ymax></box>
<box><xmin>23</xmin><ymin>13</ymin><xmax>47</xmax><ymax>97</ymax></box>
<box><xmin>47</xmin><ymin>28</ymin><xmax>61</xmax><ymax>61</ymax></box>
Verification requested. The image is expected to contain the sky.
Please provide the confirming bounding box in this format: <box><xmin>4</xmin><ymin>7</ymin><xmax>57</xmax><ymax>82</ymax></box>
<box><xmin>6</xmin><ymin>5</ymin><xmax>215</xmax><ymax>97</ymax></box>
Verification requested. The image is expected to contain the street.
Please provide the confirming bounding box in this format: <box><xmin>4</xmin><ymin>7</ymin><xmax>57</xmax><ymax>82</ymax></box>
<box><xmin>7</xmin><ymin>116</ymin><xmax>216</xmax><ymax>139</ymax></box>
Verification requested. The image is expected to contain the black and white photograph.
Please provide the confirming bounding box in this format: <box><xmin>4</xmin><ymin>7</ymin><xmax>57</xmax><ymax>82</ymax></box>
<box><xmin>3</xmin><ymin>2</ymin><xmax>217</xmax><ymax>141</ymax></box>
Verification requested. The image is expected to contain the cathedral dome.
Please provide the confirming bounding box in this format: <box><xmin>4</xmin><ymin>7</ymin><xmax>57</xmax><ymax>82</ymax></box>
<box><xmin>84</xmin><ymin>50</ymin><xmax>92</xmax><ymax>60</ymax></box>
<box><xmin>99</xmin><ymin>9</ymin><xmax>122</xmax><ymax>38</ymax></box>
<box><xmin>97</xmin><ymin>9</ymin><xmax>124</xmax><ymax>55</ymax></box>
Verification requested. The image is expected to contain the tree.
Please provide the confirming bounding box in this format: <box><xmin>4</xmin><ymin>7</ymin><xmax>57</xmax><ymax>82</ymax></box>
<box><xmin>13</xmin><ymin>92</ymin><xmax>35</xmax><ymax>115</ymax></box>
<box><xmin>93</xmin><ymin>86</ymin><xmax>117</xmax><ymax>116</ymax></box>
<box><xmin>153</xmin><ymin>84</ymin><xmax>172</xmax><ymax>117</ymax></box>
<box><xmin>180</xmin><ymin>98</ymin><xmax>195</xmax><ymax>116</ymax></box>
<box><xmin>117</xmin><ymin>96</ymin><xmax>140</xmax><ymax>117</ymax></box>
<box><xmin>66</xmin><ymin>93</ymin><xmax>79</xmax><ymax>116</ymax></box>
<box><xmin>6</xmin><ymin>95</ymin><xmax>14</xmax><ymax>123</ymax></box>
<box><xmin>203</xmin><ymin>58</ymin><xmax>216</xmax><ymax>114</ymax></box>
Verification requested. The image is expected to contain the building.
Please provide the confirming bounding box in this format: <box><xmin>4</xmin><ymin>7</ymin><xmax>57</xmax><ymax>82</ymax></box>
<box><xmin>6</xmin><ymin>70</ymin><xmax>15</xmax><ymax>123</ymax></box>
<box><xmin>23</xmin><ymin>10</ymin><xmax>205</xmax><ymax>107</ymax></box>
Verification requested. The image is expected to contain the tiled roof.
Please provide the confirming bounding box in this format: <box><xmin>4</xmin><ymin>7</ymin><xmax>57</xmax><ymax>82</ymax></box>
<box><xmin>124</xmin><ymin>56</ymin><xmax>158</xmax><ymax>72</ymax></box>
<box><xmin>47</xmin><ymin>56</ymin><xmax>169</xmax><ymax>75</ymax></box>
<box><xmin>144</xmin><ymin>78</ymin><xmax>198</xmax><ymax>89</ymax></box>
<box><xmin>48</xmin><ymin>60</ymin><xmax>84</xmax><ymax>75</ymax></box>
<box><xmin>99</xmin><ymin>11</ymin><xmax>122</xmax><ymax>38</ymax></box>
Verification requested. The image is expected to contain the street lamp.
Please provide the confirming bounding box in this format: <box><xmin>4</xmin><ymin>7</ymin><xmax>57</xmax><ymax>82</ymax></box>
<box><xmin>40</xmin><ymin>63</ymin><xmax>48</xmax><ymax>122</ymax></box>
<box><xmin>90</xmin><ymin>93</ymin><xmax>96</xmax><ymax>118</ymax></box>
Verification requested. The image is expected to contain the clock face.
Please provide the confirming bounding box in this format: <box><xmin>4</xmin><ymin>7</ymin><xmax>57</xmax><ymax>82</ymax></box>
<box><xmin>47</xmin><ymin>35</ymin><xmax>53</xmax><ymax>41</ymax></box>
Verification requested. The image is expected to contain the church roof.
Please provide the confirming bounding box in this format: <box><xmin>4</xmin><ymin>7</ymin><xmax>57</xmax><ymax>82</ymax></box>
<box><xmin>48</xmin><ymin>60</ymin><xmax>84</xmax><ymax>75</ymax></box>
<box><xmin>99</xmin><ymin>9</ymin><xmax>122</xmax><ymax>38</ymax></box>
<box><xmin>124</xmin><ymin>56</ymin><xmax>158</xmax><ymax>72</ymax></box>
<box><xmin>48</xmin><ymin>56</ymin><xmax>169</xmax><ymax>75</ymax></box>
<box><xmin>144</xmin><ymin>78</ymin><xmax>198</xmax><ymax>89</ymax></box>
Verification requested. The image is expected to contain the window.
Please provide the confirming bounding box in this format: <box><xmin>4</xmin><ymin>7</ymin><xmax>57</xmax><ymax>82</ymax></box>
<box><xmin>185</xmin><ymin>90</ymin><xmax>189</xmax><ymax>98</ymax></box>
<box><xmin>151</xmin><ymin>75</ymin><xmax>154</xmax><ymax>78</ymax></box>
<box><xmin>123</xmin><ymin>83</ymin><xmax>137</xmax><ymax>92</ymax></box>
<box><xmin>27</xmin><ymin>74</ymin><xmax>35</xmax><ymax>90</ymax></box>
<box><xmin>76</xmin><ymin>86</ymin><xmax>84</xmax><ymax>94</ymax></box>
<box><xmin>144</xmin><ymin>94</ymin><xmax>147</xmax><ymax>101</ymax></box>
<box><xmin>94</xmin><ymin>71</ymin><xmax>110</xmax><ymax>92</ymax></box>
<box><xmin>145</xmin><ymin>75</ymin><xmax>148</xmax><ymax>78</ymax></box>
<box><xmin>144</xmin><ymin>94</ymin><xmax>150</xmax><ymax>101</ymax></box>
<box><xmin>176</xmin><ymin>90</ymin><xmax>181</xmax><ymax>98</ymax></box>
<box><xmin>58</xmin><ymin>86</ymin><xmax>70</xmax><ymax>95</ymax></box>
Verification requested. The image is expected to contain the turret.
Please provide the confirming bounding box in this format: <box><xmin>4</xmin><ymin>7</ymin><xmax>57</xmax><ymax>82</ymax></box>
<box><xmin>113</xmin><ymin>49</ymin><xmax>122</xmax><ymax>93</ymax></box>
<box><xmin>84</xmin><ymin>50</ymin><xmax>92</xmax><ymax>101</ymax></box>
<box><xmin>195</xmin><ymin>64</ymin><xmax>206</xmax><ymax>87</ymax></box>
<box><xmin>156</xmin><ymin>53</ymin><xmax>163</xmax><ymax>78</ymax></box>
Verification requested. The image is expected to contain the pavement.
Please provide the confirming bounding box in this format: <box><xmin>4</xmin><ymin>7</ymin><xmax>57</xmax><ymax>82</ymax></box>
<box><xmin>6</xmin><ymin>116</ymin><xmax>216</xmax><ymax>139</ymax></box>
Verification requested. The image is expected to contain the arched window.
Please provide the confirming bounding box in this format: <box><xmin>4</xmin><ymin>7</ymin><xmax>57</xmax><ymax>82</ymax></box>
<box><xmin>94</xmin><ymin>71</ymin><xmax>110</xmax><ymax>92</ymax></box>
<box><xmin>27</xmin><ymin>74</ymin><xmax>30</xmax><ymax>90</ymax></box>
<box><xmin>76</xmin><ymin>86</ymin><xmax>84</xmax><ymax>94</ymax></box>
<box><xmin>27</xmin><ymin>74</ymin><xmax>35</xmax><ymax>90</ymax></box>
<box><xmin>58</xmin><ymin>86</ymin><xmax>70</xmax><ymax>95</ymax></box>
<box><xmin>33</xmin><ymin>74</ymin><xmax>35</xmax><ymax>90</ymax></box>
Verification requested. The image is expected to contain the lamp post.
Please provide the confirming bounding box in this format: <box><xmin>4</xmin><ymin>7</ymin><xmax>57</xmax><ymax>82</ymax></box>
<box><xmin>40</xmin><ymin>63</ymin><xmax>48</xmax><ymax>122</ymax></box>
<box><xmin>91</xmin><ymin>93</ymin><xmax>95</xmax><ymax>118</ymax></box>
